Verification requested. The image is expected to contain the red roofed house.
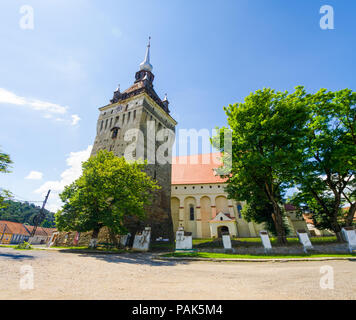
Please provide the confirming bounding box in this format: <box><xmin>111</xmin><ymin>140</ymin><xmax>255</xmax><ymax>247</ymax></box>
<box><xmin>0</xmin><ymin>221</ymin><xmax>30</xmax><ymax>244</ymax></box>
<box><xmin>171</xmin><ymin>153</ymin><xmax>309</xmax><ymax>238</ymax></box>
<box><xmin>24</xmin><ymin>225</ymin><xmax>57</xmax><ymax>245</ymax></box>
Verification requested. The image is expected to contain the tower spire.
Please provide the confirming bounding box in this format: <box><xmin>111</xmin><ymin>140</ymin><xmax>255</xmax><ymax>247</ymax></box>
<box><xmin>140</xmin><ymin>36</ymin><xmax>153</xmax><ymax>72</ymax></box>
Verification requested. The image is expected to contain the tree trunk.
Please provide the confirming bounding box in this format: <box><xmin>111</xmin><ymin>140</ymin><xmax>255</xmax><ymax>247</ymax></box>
<box><xmin>330</xmin><ymin>218</ymin><xmax>344</xmax><ymax>242</ymax></box>
<box><xmin>92</xmin><ymin>226</ymin><xmax>100</xmax><ymax>239</ymax></box>
<box><xmin>271</xmin><ymin>203</ymin><xmax>288</xmax><ymax>245</ymax></box>
<box><xmin>264</xmin><ymin>183</ymin><xmax>288</xmax><ymax>246</ymax></box>
<box><xmin>89</xmin><ymin>226</ymin><xmax>101</xmax><ymax>248</ymax></box>
<box><xmin>345</xmin><ymin>203</ymin><xmax>356</xmax><ymax>227</ymax></box>
<box><xmin>109</xmin><ymin>228</ymin><xmax>119</xmax><ymax>248</ymax></box>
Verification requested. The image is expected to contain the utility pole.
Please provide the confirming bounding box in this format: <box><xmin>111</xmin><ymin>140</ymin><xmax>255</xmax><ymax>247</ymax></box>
<box><xmin>30</xmin><ymin>190</ymin><xmax>51</xmax><ymax>239</ymax></box>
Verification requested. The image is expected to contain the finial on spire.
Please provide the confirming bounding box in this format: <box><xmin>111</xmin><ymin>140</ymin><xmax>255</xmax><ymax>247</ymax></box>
<box><xmin>140</xmin><ymin>37</ymin><xmax>153</xmax><ymax>72</ymax></box>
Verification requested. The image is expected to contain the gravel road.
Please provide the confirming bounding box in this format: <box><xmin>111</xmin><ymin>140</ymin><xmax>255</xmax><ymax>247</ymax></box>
<box><xmin>0</xmin><ymin>247</ymin><xmax>355</xmax><ymax>300</ymax></box>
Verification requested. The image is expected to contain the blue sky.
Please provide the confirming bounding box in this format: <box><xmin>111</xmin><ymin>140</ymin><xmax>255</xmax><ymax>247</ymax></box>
<box><xmin>0</xmin><ymin>0</ymin><xmax>355</xmax><ymax>211</ymax></box>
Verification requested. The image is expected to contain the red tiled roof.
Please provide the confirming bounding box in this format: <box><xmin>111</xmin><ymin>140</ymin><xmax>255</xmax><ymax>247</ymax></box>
<box><xmin>284</xmin><ymin>204</ymin><xmax>297</xmax><ymax>211</ymax></box>
<box><xmin>24</xmin><ymin>225</ymin><xmax>48</xmax><ymax>237</ymax></box>
<box><xmin>24</xmin><ymin>226</ymin><xmax>56</xmax><ymax>237</ymax></box>
<box><xmin>303</xmin><ymin>214</ymin><xmax>314</xmax><ymax>224</ymax></box>
<box><xmin>0</xmin><ymin>221</ymin><xmax>30</xmax><ymax>236</ymax></box>
<box><xmin>0</xmin><ymin>222</ymin><xmax>12</xmax><ymax>234</ymax></box>
<box><xmin>172</xmin><ymin>153</ymin><xmax>227</xmax><ymax>185</ymax></box>
<box><xmin>42</xmin><ymin>227</ymin><xmax>57</xmax><ymax>235</ymax></box>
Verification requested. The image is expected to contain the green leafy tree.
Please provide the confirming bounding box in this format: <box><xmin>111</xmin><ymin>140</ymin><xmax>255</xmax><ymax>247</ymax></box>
<box><xmin>55</xmin><ymin>150</ymin><xmax>160</xmax><ymax>246</ymax></box>
<box><xmin>41</xmin><ymin>219</ymin><xmax>54</xmax><ymax>228</ymax></box>
<box><xmin>291</xmin><ymin>88</ymin><xmax>356</xmax><ymax>241</ymax></box>
<box><xmin>241</xmin><ymin>192</ymin><xmax>291</xmax><ymax>236</ymax></box>
<box><xmin>212</xmin><ymin>87</ymin><xmax>309</xmax><ymax>244</ymax></box>
<box><xmin>0</xmin><ymin>148</ymin><xmax>13</xmax><ymax>208</ymax></box>
<box><xmin>0</xmin><ymin>200</ymin><xmax>55</xmax><ymax>226</ymax></box>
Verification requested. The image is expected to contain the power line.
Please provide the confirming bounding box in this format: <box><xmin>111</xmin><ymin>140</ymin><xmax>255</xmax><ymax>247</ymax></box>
<box><xmin>9</xmin><ymin>192</ymin><xmax>44</xmax><ymax>202</ymax></box>
<box><xmin>8</xmin><ymin>196</ymin><xmax>46</xmax><ymax>204</ymax></box>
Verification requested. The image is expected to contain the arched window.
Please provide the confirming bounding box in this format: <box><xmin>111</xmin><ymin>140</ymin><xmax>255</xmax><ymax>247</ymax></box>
<box><xmin>111</xmin><ymin>126</ymin><xmax>119</xmax><ymax>139</ymax></box>
<box><xmin>189</xmin><ymin>205</ymin><xmax>195</xmax><ymax>221</ymax></box>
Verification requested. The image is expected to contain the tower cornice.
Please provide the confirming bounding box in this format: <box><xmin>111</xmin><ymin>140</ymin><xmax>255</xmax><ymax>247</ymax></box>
<box><xmin>99</xmin><ymin>92</ymin><xmax>177</xmax><ymax>126</ymax></box>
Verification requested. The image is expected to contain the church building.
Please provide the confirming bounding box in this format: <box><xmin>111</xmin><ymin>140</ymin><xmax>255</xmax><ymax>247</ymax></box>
<box><xmin>170</xmin><ymin>153</ymin><xmax>309</xmax><ymax>238</ymax></box>
<box><xmin>90</xmin><ymin>39</ymin><xmax>308</xmax><ymax>241</ymax></box>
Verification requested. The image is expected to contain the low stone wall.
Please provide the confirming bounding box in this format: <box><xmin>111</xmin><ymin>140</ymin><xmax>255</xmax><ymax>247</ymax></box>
<box><xmin>198</xmin><ymin>243</ymin><xmax>350</xmax><ymax>255</ymax></box>
<box><xmin>54</xmin><ymin>227</ymin><xmax>121</xmax><ymax>247</ymax></box>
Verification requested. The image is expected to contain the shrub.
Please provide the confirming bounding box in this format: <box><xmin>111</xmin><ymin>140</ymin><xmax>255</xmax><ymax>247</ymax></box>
<box><xmin>15</xmin><ymin>241</ymin><xmax>32</xmax><ymax>250</ymax></box>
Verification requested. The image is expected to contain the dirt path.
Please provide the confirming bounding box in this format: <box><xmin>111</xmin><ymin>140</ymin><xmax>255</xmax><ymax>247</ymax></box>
<box><xmin>0</xmin><ymin>248</ymin><xmax>355</xmax><ymax>300</ymax></box>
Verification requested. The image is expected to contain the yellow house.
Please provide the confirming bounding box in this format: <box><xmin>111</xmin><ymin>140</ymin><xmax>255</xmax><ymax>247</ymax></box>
<box><xmin>0</xmin><ymin>223</ymin><xmax>13</xmax><ymax>244</ymax></box>
<box><xmin>0</xmin><ymin>221</ymin><xmax>31</xmax><ymax>244</ymax></box>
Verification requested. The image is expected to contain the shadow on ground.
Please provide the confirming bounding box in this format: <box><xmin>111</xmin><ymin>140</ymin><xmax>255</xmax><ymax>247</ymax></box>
<box><xmin>60</xmin><ymin>251</ymin><xmax>187</xmax><ymax>267</ymax></box>
<box><xmin>0</xmin><ymin>252</ymin><xmax>35</xmax><ymax>260</ymax></box>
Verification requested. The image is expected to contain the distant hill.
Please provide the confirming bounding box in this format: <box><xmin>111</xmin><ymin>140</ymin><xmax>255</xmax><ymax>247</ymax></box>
<box><xmin>0</xmin><ymin>200</ymin><xmax>56</xmax><ymax>228</ymax></box>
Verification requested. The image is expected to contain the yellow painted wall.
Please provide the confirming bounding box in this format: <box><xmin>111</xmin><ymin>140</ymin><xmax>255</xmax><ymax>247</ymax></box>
<box><xmin>171</xmin><ymin>197</ymin><xmax>180</xmax><ymax>233</ymax></box>
<box><xmin>200</xmin><ymin>196</ymin><xmax>212</xmax><ymax>238</ymax></box>
<box><xmin>0</xmin><ymin>233</ymin><xmax>12</xmax><ymax>244</ymax></box>
<box><xmin>215</xmin><ymin>196</ymin><xmax>229</xmax><ymax>214</ymax></box>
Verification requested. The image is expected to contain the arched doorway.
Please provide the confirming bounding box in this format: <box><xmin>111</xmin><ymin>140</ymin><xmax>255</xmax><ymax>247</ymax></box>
<box><xmin>217</xmin><ymin>226</ymin><xmax>229</xmax><ymax>238</ymax></box>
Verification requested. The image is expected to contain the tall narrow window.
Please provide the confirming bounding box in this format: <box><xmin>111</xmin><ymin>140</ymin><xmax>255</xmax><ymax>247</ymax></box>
<box><xmin>105</xmin><ymin>119</ymin><xmax>108</xmax><ymax>129</ymax></box>
<box><xmin>123</xmin><ymin>114</ymin><xmax>125</xmax><ymax>123</ymax></box>
<box><xmin>237</xmin><ymin>204</ymin><xmax>242</xmax><ymax>219</ymax></box>
<box><xmin>111</xmin><ymin>127</ymin><xmax>119</xmax><ymax>139</ymax></box>
<box><xmin>190</xmin><ymin>205</ymin><xmax>195</xmax><ymax>221</ymax></box>
<box><xmin>128</xmin><ymin>112</ymin><xmax>131</xmax><ymax>122</ymax></box>
<box><xmin>109</xmin><ymin>118</ymin><xmax>113</xmax><ymax>128</ymax></box>
<box><xmin>134</xmin><ymin>110</ymin><xmax>136</xmax><ymax>119</ymax></box>
<box><xmin>100</xmin><ymin>120</ymin><xmax>103</xmax><ymax>131</ymax></box>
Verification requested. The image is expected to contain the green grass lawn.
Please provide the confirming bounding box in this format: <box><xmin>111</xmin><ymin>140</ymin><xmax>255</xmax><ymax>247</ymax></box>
<box><xmin>164</xmin><ymin>252</ymin><xmax>356</xmax><ymax>259</ymax></box>
<box><xmin>192</xmin><ymin>236</ymin><xmax>338</xmax><ymax>248</ymax></box>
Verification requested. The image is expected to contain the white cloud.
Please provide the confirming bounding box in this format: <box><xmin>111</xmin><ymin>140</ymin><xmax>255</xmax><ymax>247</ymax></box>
<box><xmin>34</xmin><ymin>145</ymin><xmax>93</xmax><ymax>212</ymax></box>
<box><xmin>25</xmin><ymin>171</ymin><xmax>43</xmax><ymax>180</ymax></box>
<box><xmin>0</xmin><ymin>88</ymin><xmax>80</xmax><ymax>126</ymax></box>
<box><xmin>0</xmin><ymin>88</ymin><xmax>67</xmax><ymax>114</ymax></box>
<box><xmin>71</xmin><ymin>114</ymin><xmax>81</xmax><ymax>126</ymax></box>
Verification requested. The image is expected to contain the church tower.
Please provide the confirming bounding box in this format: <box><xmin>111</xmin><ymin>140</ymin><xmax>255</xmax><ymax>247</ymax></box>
<box><xmin>91</xmin><ymin>39</ymin><xmax>177</xmax><ymax>241</ymax></box>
